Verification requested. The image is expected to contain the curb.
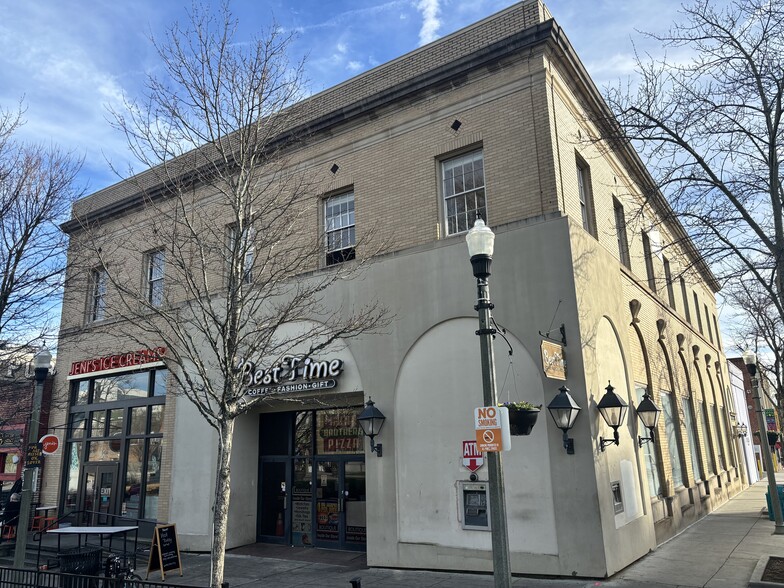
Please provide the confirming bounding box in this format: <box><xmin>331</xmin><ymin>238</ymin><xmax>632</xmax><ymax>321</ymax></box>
<box><xmin>749</xmin><ymin>556</ymin><xmax>783</xmax><ymax>588</ymax></box>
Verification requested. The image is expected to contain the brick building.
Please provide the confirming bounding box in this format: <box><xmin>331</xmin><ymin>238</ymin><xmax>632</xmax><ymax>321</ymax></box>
<box><xmin>46</xmin><ymin>0</ymin><xmax>745</xmax><ymax>578</ymax></box>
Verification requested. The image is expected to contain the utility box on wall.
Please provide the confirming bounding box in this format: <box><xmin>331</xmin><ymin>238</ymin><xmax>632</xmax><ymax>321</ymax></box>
<box><xmin>459</xmin><ymin>481</ymin><xmax>490</xmax><ymax>530</ymax></box>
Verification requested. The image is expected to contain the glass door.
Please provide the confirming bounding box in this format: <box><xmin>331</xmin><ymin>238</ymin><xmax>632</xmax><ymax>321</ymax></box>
<box><xmin>258</xmin><ymin>459</ymin><xmax>289</xmax><ymax>543</ymax></box>
<box><xmin>79</xmin><ymin>463</ymin><xmax>119</xmax><ymax>525</ymax></box>
<box><xmin>313</xmin><ymin>457</ymin><xmax>366</xmax><ymax>550</ymax></box>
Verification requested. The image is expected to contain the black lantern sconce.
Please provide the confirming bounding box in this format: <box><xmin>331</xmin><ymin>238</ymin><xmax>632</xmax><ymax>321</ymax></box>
<box><xmin>547</xmin><ymin>386</ymin><xmax>582</xmax><ymax>454</ymax></box>
<box><xmin>358</xmin><ymin>398</ymin><xmax>386</xmax><ymax>457</ymax></box>
<box><xmin>737</xmin><ymin>423</ymin><xmax>748</xmax><ymax>439</ymax></box>
<box><xmin>635</xmin><ymin>389</ymin><xmax>661</xmax><ymax>447</ymax></box>
<box><xmin>598</xmin><ymin>382</ymin><xmax>628</xmax><ymax>451</ymax></box>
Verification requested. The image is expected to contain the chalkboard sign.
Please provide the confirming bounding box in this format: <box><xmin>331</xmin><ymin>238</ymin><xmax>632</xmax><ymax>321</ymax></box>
<box><xmin>146</xmin><ymin>524</ymin><xmax>183</xmax><ymax>580</ymax></box>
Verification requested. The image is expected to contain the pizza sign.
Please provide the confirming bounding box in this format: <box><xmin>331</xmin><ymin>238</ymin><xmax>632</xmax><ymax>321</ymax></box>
<box><xmin>462</xmin><ymin>440</ymin><xmax>484</xmax><ymax>472</ymax></box>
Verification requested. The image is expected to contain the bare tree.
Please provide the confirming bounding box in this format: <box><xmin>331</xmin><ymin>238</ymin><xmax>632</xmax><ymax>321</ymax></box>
<box><xmin>723</xmin><ymin>278</ymin><xmax>784</xmax><ymax>430</ymax></box>
<box><xmin>70</xmin><ymin>6</ymin><xmax>387</xmax><ymax>586</ymax></box>
<box><xmin>0</xmin><ymin>103</ymin><xmax>83</xmax><ymax>351</ymax></box>
<box><xmin>603</xmin><ymin>0</ymin><xmax>784</xmax><ymax>333</ymax></box>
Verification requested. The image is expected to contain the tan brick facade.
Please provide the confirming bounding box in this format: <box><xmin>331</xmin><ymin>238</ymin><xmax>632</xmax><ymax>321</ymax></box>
<box><xmin>50</xmin><ymin>0</ymin><xmax>743</xmax><ymax>577</ymax></box>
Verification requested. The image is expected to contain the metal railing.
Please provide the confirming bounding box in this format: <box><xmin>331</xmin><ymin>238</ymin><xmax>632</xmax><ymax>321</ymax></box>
<box><xmin>0</xmin><ymin>566</ymin><xmax>198</xmax><ymax>588</ymax></box>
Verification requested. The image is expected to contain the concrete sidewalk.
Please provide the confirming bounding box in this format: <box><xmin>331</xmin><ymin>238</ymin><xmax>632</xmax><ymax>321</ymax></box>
<box><xmin>162</xmin><ymin>476</ymin><xmax>783</xmax><ymax>587</ymax></box>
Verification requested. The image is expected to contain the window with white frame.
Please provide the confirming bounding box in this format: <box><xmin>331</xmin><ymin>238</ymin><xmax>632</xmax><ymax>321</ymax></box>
<box><xmin>228</xmin><ymin>225</ymin><xmax>255</xmax><ymax>284</ymax></box>
<box><xmin>576</xmin><ymin>155</ymin><xmax>595</xmax><ymax>235</ymax></box>
<box><xmin>324</xmin><ymin>192</ymin><xmax>355</xmax><ymax>265</ymax></box>
<box><xmin>146</xmin><ymin>250</ymin><xmax>165</xmax><ymax>307</ymax></box>
<box><xmin>442</xmin><ymin>150</ymin><xmax>485</xmax><ymax>235</ymax></box>
<box><xmin>642</xmin><ymin>232</ymin><xmax>656</xmax><ymax>292</ymax></box>
<box><xmin>89</xmin><ymin>267</ymin><xmax>107</xmax><ymax>322</ymax></box>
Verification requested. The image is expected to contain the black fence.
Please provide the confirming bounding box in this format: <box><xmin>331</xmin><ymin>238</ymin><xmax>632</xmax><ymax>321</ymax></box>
<box><xmin>0</xmin><ymin>566</ymin><xmax>200</xmax><ymax>588</ymax></box>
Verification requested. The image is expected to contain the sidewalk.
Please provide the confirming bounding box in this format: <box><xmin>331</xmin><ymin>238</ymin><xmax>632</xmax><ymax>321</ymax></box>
<box><xmin>157</xmin><ymin>476</ymin><xmax>784</xmax><ymax>587</ymax></box>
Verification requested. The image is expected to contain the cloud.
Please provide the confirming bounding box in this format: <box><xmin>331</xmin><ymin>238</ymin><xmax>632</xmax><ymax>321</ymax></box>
<box><xmin>347</xmin><ymin>61</ymin><xmax>363</xmax><ymax>72</ymax></box>
<box><xmin>416</xmin><ymin>0</ymin><xmax>441</xmax><ymax>46</ymax></box>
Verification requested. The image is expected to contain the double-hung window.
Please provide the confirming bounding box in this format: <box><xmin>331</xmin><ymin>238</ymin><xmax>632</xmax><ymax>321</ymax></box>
<box><xmin>442</xmin><ymin>150</ymin><xmax>485</xmax><ymax>235</ymax></box>
<box><xmin>89</xmin><ymin>267</ymin><xmax>107</xmax><ymax>322</ymax></box>
<box><xmin>576</xmin><ymin>156</ymin><xmax>595</xmax><ymax>236</ymax></box>
<box><xmin>325</xmin><ymin>192</ymin><xmax>355</xmax><ymax>265</ymax></box>
<box><xmin>642</xmin><ymin>232</ymin><xmax>656</xmax><ymax>292</ymax></box>
<box><xmin>147</xmin><ymin>250</ymin><xmax>165</xmax><ymax>307</ymax></box>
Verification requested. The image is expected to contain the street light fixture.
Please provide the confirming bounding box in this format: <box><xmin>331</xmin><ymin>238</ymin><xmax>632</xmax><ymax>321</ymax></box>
<box><xmin>14</xmin><ymin>347</ymin><xmax>52</xmax><ymax>568</ymax></box>
<box><xmin>736</xmin><ymin>423</ymin><xmax>748</xmax><ymax>439</ymax></box>
<box><xmin>598</xmin><ymin>382</ymin><xmax>628</xmax><ymax>451</ymax></box>
<box><xmin>635</xmin><ymin>389</ymin><xmax>661</xmax><ymax>447</ymax></box>
<box><xmin>466</xmin><ymin>217</ymin><xmax>512</xmax><ymax>588</ymax></box>
<box><xmin>546</xmin><ymin>386</ymin><xmax>581</xmax><ymax>454</ymax></box>
<box><xmin>742</xmin><ymin>350</ymin><xmax>784</xmax><ymax>534</ymax></box>
<box><xmin>358</xmin><ymin>398</ymin><xmax>386</xmax><ymax>457</ymax></box>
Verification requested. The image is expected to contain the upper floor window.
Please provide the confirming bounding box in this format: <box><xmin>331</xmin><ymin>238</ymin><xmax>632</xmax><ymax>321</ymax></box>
<box><xmin>642</xmin><ymin>232</ymin><xmax>656</xmax><ymax>292</ymax></box>
<box><xmin>694</xmin><ymin>292</ymin><xmax>703</xmax><ymax>334</ymax></box>
<box><xmin>325</xmin><ymin>192</ymin><xmax>355</xmax><ymax>265</ymax></box>
<box><xmin>89</xmin><ymin>267</ymin><xmax>107</xmax><ymax>322</ymax></box>
<box><xmin>712</xmin><ymin>315</ymin><xmax>721</xmax><ymax>347</ymax></box>
<box><xmin>680</xmin><ymin>278</ymin><xmax>692</xmax><ymax>323</ymax></box>
<box><xmin>442</xmin><ymin>150</ymin><xmax>485</xmax><ymax>235</ymax></box>
<box><xmin>576</xmin><ymin>156</ymin><xmax>595</xmax><ymax>236</ymax></box>
<box><xmin>228</xmin><ymin>225</ymin><xmax>255</xmax><ymax>284</ymax></box>
<box><xmin>146</xmin><ymin>250</ymin><xmax>165</xmax><ymax>307</ymax></box>
<box><xmin>704</xmin><ymin>304</ymin><xmax>713</xmax><ymax>343</ymax></box>
<box><xmin>613</xmin><ymin>197</ymin><xmax>630</xmax><ymax>268</ymax></box>
<box><xmin>663</xmin><ymin>257</ymin><xmax>676</xmax><ymax>309</ymax></box>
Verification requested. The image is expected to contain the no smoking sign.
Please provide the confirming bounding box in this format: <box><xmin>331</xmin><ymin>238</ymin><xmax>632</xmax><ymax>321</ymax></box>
<box><xmin>473</xmin><ymin>406</ymin><xmax>511</xmax><ymax>452</ymax></box>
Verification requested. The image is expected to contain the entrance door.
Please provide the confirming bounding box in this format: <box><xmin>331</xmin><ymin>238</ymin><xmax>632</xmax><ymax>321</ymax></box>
<box><xmin>79</xmin><ymin>463</ymin><xmax>119</xmax><ymax>525</ymax></box>
<box><xmin>258</xmin><ymin>459</ymin><xmax>289</xmax><ymax>543</ymax></box>
<box><xmin>313</xmin><ymin>457</ymin><xmax>366</xmax><ymax>551</ymax></box>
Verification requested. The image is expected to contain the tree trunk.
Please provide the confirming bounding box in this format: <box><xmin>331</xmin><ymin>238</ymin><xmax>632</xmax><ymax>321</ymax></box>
<box><xmin>211</xmin><ymin>418</ymin><xmax>235</xmax><ymax>588</ymax></box>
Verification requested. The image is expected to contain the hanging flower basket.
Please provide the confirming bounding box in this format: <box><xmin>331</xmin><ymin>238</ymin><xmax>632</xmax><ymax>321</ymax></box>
<box><xmin>499</xmin><ymin>402</ymin><xmax>541</xmax><ymax>436</ymax></box>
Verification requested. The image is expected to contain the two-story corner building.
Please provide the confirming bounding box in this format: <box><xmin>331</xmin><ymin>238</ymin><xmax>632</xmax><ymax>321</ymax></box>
<box><xmin>46</xmin><ymin>0</ymin><xmax>746</xmax><ymax>578</ymax></box>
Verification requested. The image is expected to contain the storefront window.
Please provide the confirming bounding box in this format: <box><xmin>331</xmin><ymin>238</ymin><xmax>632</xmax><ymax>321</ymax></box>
<box><xmin>88</xmin><ymin>440</ymin><xmax>120</xmax><ymax>462</ymax></box>
<box><xmin>661</xmin><ymin>392</ymin><xmax>686</xmax><ymax>488</ymax></box>
<box><xmin>2</xmin><ymin>453</ymin><xmax>18</xmax><ymax>474</ymax></box>
<box><xmin>636</xmin><ymin>386</ymin><xmax>662</xmax><ymax>497</ymax></box>
<box><xmin>108</xmin><ymin>409</ymin><xmax>124</xmax><ymax>437</ymax></box>
<box><xmin>316</xmin><ymin>408</ymin><xmax>363</xmax><ymax>455</ymax></box>
<box><xmin>74</xmin><ymin>381</ymin><xmax>90</xmax><ymax>405</ymax></box>
<box><xmin>64</xmin><ymin>442</ymin><xmax>82</xmax><ymax>512</ymax></box>
<box><xmin>70</xmin><ymin>413</ymin><xmax>86</xmax><ymax>438</ymax></box>
<box><xmin>153</xmin><ymin>370</ymin><xmax>168</xmax><ymax>396</ymax></box>
<box><xmin>94</xmin><ymin>372</ymin><xmax>150</xmax><ymax>403</ymax></box>
<box><xmin>123</xmin><ymin>439</ymin><xmax>144</xmax><ymax>520</ymax></box>
<box><xmin>90</xmin><ymin>411</ymin><xmax>107</xmax><ymax>437</ymax></box>
<box><xmin>144</xmin><ymin>439</ymin><xmax>162</xmax><ymax>519</ymax></box>
<box><xmin>150</xmin><ymin>405</ymin><xmax>165</xmax><ymax>434</ymax></box>
<box><xmin>130</xmin><ymin>407</ymin><xmax>147</xmax><ymax>435</ymax></box>
<box><xmin>295</xmin><ymin>412</ymin><xmax>313</xmax><ymax>456</ymax></box>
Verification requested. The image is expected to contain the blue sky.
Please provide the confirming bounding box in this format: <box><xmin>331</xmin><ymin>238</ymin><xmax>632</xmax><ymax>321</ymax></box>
<box><xmin>0</xmin><ymin>0</ymin><xmax>678</xmax><ymax>194</ymax></box>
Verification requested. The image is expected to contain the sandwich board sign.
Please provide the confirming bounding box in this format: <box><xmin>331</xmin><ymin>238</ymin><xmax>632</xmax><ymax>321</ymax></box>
<box><xmin>474</xmin><ymin>406</ymin><xmax>511</xmax><ymax>452</ymax></box>
<box><xmin>462</xmin><ymin>440</ymin><xmax>484</xmax><ymax>472</ymax></box>
<box><xmin>147</xmin><ymin>524</ymin><xmax>183</xmax><ymax>580</ymax></box>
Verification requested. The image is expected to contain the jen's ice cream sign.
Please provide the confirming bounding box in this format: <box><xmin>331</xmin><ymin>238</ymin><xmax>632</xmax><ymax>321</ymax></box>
<box><xmin>241</xmin><ymin>355</ymin><xmax>343</xmax><ymax>396</ymax></box>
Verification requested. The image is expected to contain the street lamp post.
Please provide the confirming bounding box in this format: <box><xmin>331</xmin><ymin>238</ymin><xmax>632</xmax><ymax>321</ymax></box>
<box><xmin>14</xmin><ymin>347</ymin><xmax>52</xmax><ymax>568</ymax></box>
<box><xmin>742</xmin><ymin>350</ymin><xmax>784</xmax><ymax>535</ymax></box>
<box><xmin>466</xmin><ymin>217</ymin><xmax>512</xmax><ymax>588</ymax></box>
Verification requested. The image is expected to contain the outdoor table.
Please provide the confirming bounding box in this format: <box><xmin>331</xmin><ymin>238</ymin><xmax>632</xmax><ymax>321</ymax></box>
<box><xmin>32</xmin><ymin>505</ymin><xmax>57</xmax><ymax>531</ymax></box>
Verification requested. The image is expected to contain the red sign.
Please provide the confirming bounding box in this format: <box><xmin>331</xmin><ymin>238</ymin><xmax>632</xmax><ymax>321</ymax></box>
<box><xmin>39</xmin><ymin>434</ymin><xmax>60</xmax><ymax>455</ymax></box>
<box><xmin>462</xmin><ymin>440</ymin><xmax>484</xmax><ymax>472</ymax></box>
<box><xmin>69</xmin><ymin>347</ymin><xmax>166</xmax><ymax>377</ymax></box>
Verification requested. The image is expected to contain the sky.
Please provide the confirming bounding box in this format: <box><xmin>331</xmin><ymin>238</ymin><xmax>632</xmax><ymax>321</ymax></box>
<box><xmin>0</xmin><ymin>0</ymin><xmax>680</xmax><ymax>194</ymax></box>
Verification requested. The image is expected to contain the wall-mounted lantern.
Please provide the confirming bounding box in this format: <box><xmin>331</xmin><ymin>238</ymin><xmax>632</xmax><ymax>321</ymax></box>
<box><xmin>547</xmin><ymin>386</ymin><xmax>581</xmax><ymax>454</ymax></box>
<box><xmin>358</xmin><ymin>398</ymin><xmax>386</xmax><ymax>457</ymax></box>
<box><xmin>635</xmin><ymin>389</ymin><xmax>661</xmax><ymax>447</ymax></box>
<box><xmin>598</xmin><ymin>382</ymin><xmax>628</xmax><ymax>451</ymax></box>
<box><xmin>736</xmin><ymin>423</ymin><xmax>748</xmax><ymax>438</ymax></box>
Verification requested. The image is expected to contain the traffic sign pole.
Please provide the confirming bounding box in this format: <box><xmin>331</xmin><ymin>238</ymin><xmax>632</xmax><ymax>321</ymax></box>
<box><xmin>475</xmin><ymin>276</ymin><xmax>512</xmax><ymax>588</ymax></box>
